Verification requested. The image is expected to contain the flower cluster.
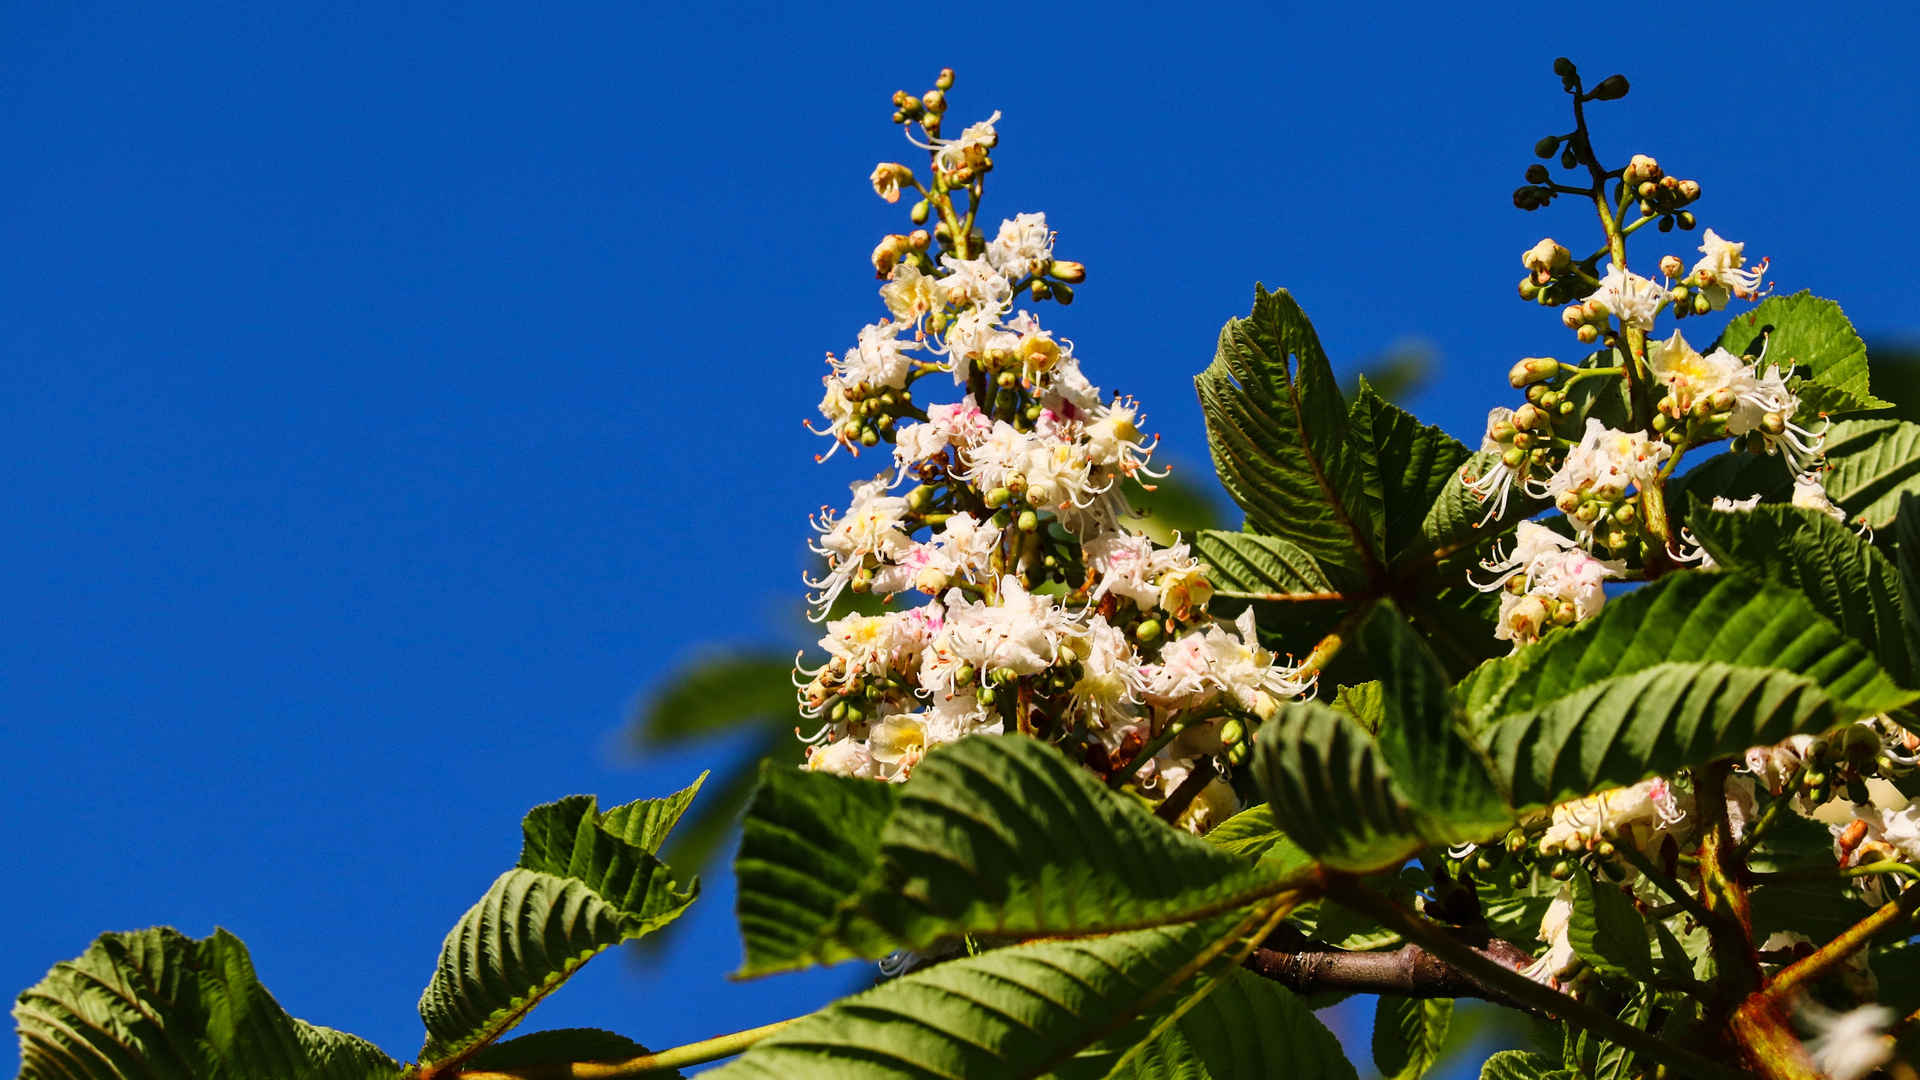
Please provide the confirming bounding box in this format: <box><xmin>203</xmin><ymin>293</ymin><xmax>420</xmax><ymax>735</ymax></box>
<box><xmin>794</xmin><ymin>73</ymin><xmax>1310</xmax><ymax>832</ymax></box>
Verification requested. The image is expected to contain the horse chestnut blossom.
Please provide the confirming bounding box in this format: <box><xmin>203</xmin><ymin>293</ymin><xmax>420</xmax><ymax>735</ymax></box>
<box><xmin>790</xmin><ymin>92</ymin><xmax>1308</xmax><ymax>826</ymax></box>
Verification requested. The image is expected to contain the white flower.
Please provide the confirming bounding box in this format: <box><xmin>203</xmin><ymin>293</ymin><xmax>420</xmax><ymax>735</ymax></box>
<box><xmin>987</xmin><ymin>212</ymin><xmax>1054</xmax><ymax>279</ymax></box>
<box><xmin>806</xmin><ymin>476</ymin><xmax>915</xmax><ymax>618</ymax></box>
<box><xmin>1460</xmin><ymin>407</ymin><xmax>1519</xmax><ymax>525</ymax></box>
<box><xmin>1592</xmin><ymin>265</ymin><xmax>1665</xmax><ymax>331</ymax></box>
<box><xmin>1802</xmin><ymin>1004</ymin><xmax>1894</xmax><ymax>1080</ymax></box>
<box><xmin>1541</xmin><ymin>418</ymin><xmax>1670</xmax><ymax>506</ymax></box>
<box><xmin>1065</xmin><ymin>615</ymin><xmax>1147</xmax><ymax>734</ymax></box>
<box><xmin>1690</xmin><ymin>229</ymin><xmax>1768</xmax><ymax>310</ymax></box>
<box><xmin>834</xmin><ymin>319</ymin><xmax>919</xmax><ymax>389</ymax></box>
<box><xmin>928</xmin><ymin>110</ymin><xmax>1000</xmax><ymax>174</ymax></box>
<box><xmin>881</xmin><ymin>262</ymin><xmax>942</xmax><ymax>324</ymax></box>
<box><xmin>938</xmin><ymin>254</ymin><xmax>1014</xmax><ymax>312</ymax></box>
<box><xmin>1522</xmin><ymin>884</ymin><xmax>1579</xmax><ymax>988</ymax></box>
<box><xmin>1538</xmin><ymin>777</ymin><xmax>1691</xmax><ymax>855</ymax></box>
<box><xmin>866</xmin><ymin>714</ymin><xmax>928</xmax><ymax>782</ymax></box>
<box><xmin>930</xmin><ymin>577</ymin><xmax>1072</xmax><ymax>687</ymax></box>
<box><xmin>1792</xmin><ymin>473</ymin><xmax>1848</xmax><ymax>524</ymax></box>
<box><xmin>1144</xmin><ymin>608</ymin><xmax>1311</xmax><ymax>715</ymax></box>
<box><xmin>1646</xmin><ymin>331</ymin><xmax>1824</xmax><ymax>474</ymax></box>
<box><xmin>807</xmin><ymin>738</ymin><xmax>874</xmax><ymax>778</ymax></box>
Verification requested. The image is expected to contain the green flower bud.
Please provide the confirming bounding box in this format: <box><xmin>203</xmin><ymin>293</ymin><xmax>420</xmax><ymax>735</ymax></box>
<box><xmin>1525</xmin><ymin>163</ymin><xmax>1550</xmax><ymax>184</ymax></box>
<box><xmin>829</xmin><ymin>699</ymin><xmax>848</xmax><ymax>722</ymax></box>
<box><xmin>1518</xmin><ymin>277</ymin><xmax>1540</xmax><ymax>300</ymax></box>
<box><xmin>1575</xmin><ymin>324</ymin><xmax>1599</xmax><ymax>345</ymax></box>
<box><xmin>1051</xmin><ymin>283</ymin><xmax>1075</xmax><ymax>305</ymax></box>
<box><xmin>1509</xmin><ymin>356</ymin><xmax>1561</xmax><ymax>388</ymax></box>
<box><xmin>1049</xmin><ymin>260</ymin><xmax>1086</xmax><ymax>283</ymax></box>
<box><xmin>1677</xmin><ymin>211</ymin><xmax>1696</xmax><ymax>230</ymax></box>
<box><xmin>1218</xmin><ymin>718</ymin><xmax>1246</xmax><ymax>746</ymax></box>
<box><xmin>910</xmin><ymin>199</ymin><xmax>930</xmax><ymax>225</ymax></box>
<box><xmin>985</xmin><ymin>487</ymin><xmax>1011</xmax><ymax>508</ymax></box>
<box><xmin>1016</xmin><ymin>509</ymin><xmax>1040</xmax><ymax>532</ymax></box>
<box><xmin>956</xmin><ymin>663</ymin><xmax>977</xmax><ymax>687</ymax></box>
<box><xmin>1134</xmin><ymin>619</ymin><xmax>1163</xmax><ymax>644</ymax></box>
<box><xmin>975</xmin><ymin>687</ymin><xmax>996</xmax><ymax>707</ymax></box>
<box><xmin>1553</xmin><ymin>57</ymin><xmax>1577</xmax><ymax>78</ymax></box>
<box><xmin>1030</xmin><ymin>280</ymin><xmax>1053</xmax><ymax>301</ymax></box>
<box><xmin>1534</xmin><ymin>135</ymin><xmax>1562</xmax><ymax>159</ymax></box>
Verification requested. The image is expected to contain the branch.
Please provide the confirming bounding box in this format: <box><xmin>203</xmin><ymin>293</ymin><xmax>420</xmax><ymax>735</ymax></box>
<box><xmin>1243</xmin><ymin>923</ymin><xmax>1536</xmax><ymax>1010</ymax></box>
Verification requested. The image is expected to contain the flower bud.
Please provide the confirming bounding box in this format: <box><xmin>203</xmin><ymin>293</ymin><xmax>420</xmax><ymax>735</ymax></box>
<box><xmin>1522</xmin><ymin>239</ymin><xmax>1572</xmax><ymax>282</ymax></box>
<box><xmin>935</xmin><ymin>68</ymin><xmax>954</xmax><ymax>91</ymax></box>
<box><xmin>1561</xmin><ymin>305</ymin><xmax>1585</xmax><ymax>330</ymax></box>
<box><xmin>1590</xmin><ymin>74</ymin><xmax>1629</xmax><ymax>100</ymax></box>
<box><xmin>907</xmin><ymin>484</ymin><xmax>935</xmax><ymax>511</ymax></box>
<box><xmin>1512</xmin><ymin>403</ymin><xmax>1547</xmax><ymax>430</ymax></box>
<box><xmin>1677</xmin><ymin>211</ymin><xmax>1696</xmax><ymax>230</ymax></box>
<box><xmin>1560</xmin><ymin>147</ymin><xmax>1578</xmax><ymax>171</ymax></box>
<box><xmin>1016</xmin><ymin>509</ymin><xmax>1040</xmax><ymax>532</ymax></box>
<box><xmin>1051</xmin><ymin>283</ymin><xmax>1075</xmax><ymax>305</ymax></box>
<box><xmin>1761</xmin><ymin>411</ymin><xmax>1787</xmax><ymax>436</ymax></box>
<box><xmin>922</xmin><ymin>89</ymin><xmax>946</xmax><ymax>114</ymax></box>
<box><xmin>870</xmin><ymin>162</ymin><xmax>915</xmax><ymax>204</ymax></box>
<box><xmin>1518</xmin><ymin>277</ymin><xmax>1540</xmax><ymax>300</ymax></box>
<box><xmin>1676</xmin><ymin>179</ymin><xmax>1701</xmax><ymax>202</ymax></box>
<box><xmin>1692</xmin><ymin>292</ymin><xmax>1712</xmax><ymax>316</ymax></box>
<box><xmin>985</xmin><ymin>487</ymin><xmax>1011</xmax><ymax>508</ymax></box>
<box><xmin>1218</xmin><ymin>718</ymin><xmax>1246</xmax><ymax>747</ymax></box>
<box><xmin>1501</xmin><ymin>446</ymin><xmax>1526</xmax><ymax>468</ymax></box>
<box><xmin>1659</xmin><ymin>254</ymin><xmax>1684</xmax><ymax>278</ymax></box>
<box><xmin>1576</xmin><ymin>324</ymin><xmax>1599</xmax><ymax>344</ymax></box>
<box><xmin>1534</xmin><ymin>135</ymin><xmax>1562</xmax><ymax>159</ymax></box>
<box><xmin>1553</xmin><ymin>57</ymin><xmax>1577</xmax><ymax>78</ymax></box>
<box><xmin>910</xmin><ymin>199</ymin><xmax>930</xmax><ymax>225</ymax></box>
<box><xmin>1049</xmin><ymin>260</ymin><xmax>1086</xmax><ymax>283</ymax></box>
<box><xmin>1625</xmin><ymin>154</ymin><xmax>1661</xmax><ymax>184</ymax></box>
<box><xmin>1509</xmin><ymin>356</ymin><xmax>1561</xmax><ymax>388</ymax></box>
<box><xmin>1030</xmin><ymin>280</ymin><xmax>1053</xmax><ymax>301</ymax></box>
<box><xmin>1525</xmin><ymin>163</ymin><xmax>1550</xmax><ymax>184</ymax></box>
<box><xmin>1555</xmin><ymin>490</ymin><xmax>1581</xmax><ymax>513</ymax></box>
<box><xmin>1134</xmin><ymin>619</ymin><xmax>1162</xmax><ymax>644</ymax></box>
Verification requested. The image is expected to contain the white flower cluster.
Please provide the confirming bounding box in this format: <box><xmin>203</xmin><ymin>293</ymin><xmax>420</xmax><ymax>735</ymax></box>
<box><xmin>1473</xmin><ymin>521</ymin><xmax>1624</xmax><ymax>649</ymax></box>
<box><xmin>795</xmin><ymin>111</ymin><xmax>1311</xmax><ymax>831</ymax></box>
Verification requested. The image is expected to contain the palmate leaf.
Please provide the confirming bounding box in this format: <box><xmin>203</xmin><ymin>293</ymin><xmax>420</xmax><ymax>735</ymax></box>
<box><xmin>1459</xmin><ymin>572</ymin><xmax>1917</xmax><ymax>809</ymax></box>
<box><xmin>1372</xmin><ymin>995</ymin><xmax>1452</xmax><ymax>1080</ymax></box>
<box><xmin>1196</xmin><ymin>285</ymin><xmax>1380</xmax><ymax>579</ymax></box>
<box><xmin>709</xmin><ymin>914</ymin><xmax>1259</xmax><ymax>1080</ymax></box>
<box><xmin>629</xmin><ymin>652</ymin><xmax>798</xmax><ymax>747</ymax></box>
<box><xmin>1479</xmin><ymin>1050</ymin><xmax>1574</xmax><ymax>1080</ymax></box>
<box><xmin>1110</xmin><ymin>968</ymin><xmax>1358</xmax><ymax>1080</ymax></box>
<box><xmin>733</xmin><ymin>736</ymin><xmax>1299</xmax><ymax>976</ymax></box>
<box><xmin>15</xmin><ymin>927</ymin><xmax>402</xmax><ymax>1080</ymax></box>
<box><xmin>1687</xmin><ymin>499</ymin><xmax>1918</xmax><ymax>686</ymax></box>
<box><xmin>1819</xmin><ymin>418</ymin><xmax>1920</xmax><ymax>529</ymax></box>
<box><xmin>416</xmin><ymin>776</ymin><xmax>705</xmax><ymax>1069</ymax></box>
<box><xmin>462</xmin><ymin>1028</ymin><xmax>679</xmax><ymax>1077</ymax></box>
<box><xmin>1713</xmin><ymin>291</ymin><xmax>1889</xmax><ymax>418</ymax></box>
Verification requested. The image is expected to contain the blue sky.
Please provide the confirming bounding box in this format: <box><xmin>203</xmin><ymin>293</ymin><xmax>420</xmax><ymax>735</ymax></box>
<box><xmin>5</xmin><ymin>2</ymin><xmax>1918</xmax><ymax>1074</ymax></box>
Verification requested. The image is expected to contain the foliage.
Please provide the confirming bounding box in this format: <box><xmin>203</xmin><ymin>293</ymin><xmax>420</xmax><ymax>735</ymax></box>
<box><xmin>17</xmin><ymin>58</ymin><xmax>1920</xmax><ymax>1080</ymax></box>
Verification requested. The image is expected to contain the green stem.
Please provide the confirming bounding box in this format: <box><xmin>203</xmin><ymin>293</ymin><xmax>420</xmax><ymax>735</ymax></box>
<box><xmin>1736</xmin><ymin>766</ymin><xmax>1810</xmax><ymax>857</ymax></box>
<box><xmin>445</xmin><ymin>1018</ymin><xmax>799</xmax><ymax>1079</ymax></box>
<box><xmin>1611</xmin><ymin>843</ymin><xmax>1713</xmax><ymax>924</ymax></box>
<box><xmin>1329</xmin><ymin>879</ymin><xmax>1745</xmax><ymax>1080</ymax></box>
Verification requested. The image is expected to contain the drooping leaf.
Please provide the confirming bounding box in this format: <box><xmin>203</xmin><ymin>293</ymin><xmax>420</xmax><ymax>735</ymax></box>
<box><xmin>1566</xmin><ymin>866</ymin><xmax>1652</xmax><ymax>980</ymax></box>
<box><xmin>1687</xmin><ymin>499</ymin><xmax>1918</xmax><ymax>686</ymax></box>
<box><xmin>736</xmin><ymin>737</ymin><xmax>1301</xmax><ymax>976</ymax></box>
<box><xmin>1819</xmin><ymin>418</ymin><xmax>1920</xmax><ymax>529</ymax></box>
<box><xmin>708</xmin><ymin>915</ymin><xmax>1257</xmax><ymax>1080</ymax></box>
<box><xmin>1713</xmin><ymin>291</ymin><xmax>1889</xmax><ymax>418</ymax></box>
<box><xmin>463</xmin><ymin>1029</ymin><xmax>678</xmax><ymax>1076</ymax></box>
<box><xmin>1360</xmin><ymin>603</ymin><xmax>1512</xmax><ymax>840</ymax></box>
<box><xmin>15</xmin><ymin>927</ymin><xmax>403</xmax><ymax>1080</ymax></box>
<box><xmin>1253</xmin><ymin>701</ymin><xmax>1423</xmax><ymax>872</ymax></box>
<box><xmin>1109</xmin><ymin>968</ymin><xmax>1359</xmax><ymax>1080</ymax></box>
<box><xmin>1458</xmin><ymin>570</ymin><xmax>1910</xmax><ymax>726</ymax></box>
<box><xmin>1195</xmin><ymin>285</ymin><xmax>1380</xmax><ymax>578</ymax></box>
<box><xmin>630</xmin><ymin>652</ymin><xmax>798</xmax><ymax>747</ymax></box>
<box><xmin>1372</xmin><ymin>995</ymin><xmax>1452</xmax><ymax>1080</ymax></box>
<box><xmin>1348</xmin><ymin>380</ymin><xmax>1475</xmax><ymax>559</ymax></box>
<box><xmin>1461</xmin><ymin>572</ymin><xmax>1917</xmax><ymax>809</ymax></box>
<box><xmin>417</xmin><ymin>778</ymin><xmax>705</xmax><ymax>1068</ymax></box>
<box><xmin>734</xmin><ymin>761</ymin><xmax>901</xmax><ymax>976</ymax></box>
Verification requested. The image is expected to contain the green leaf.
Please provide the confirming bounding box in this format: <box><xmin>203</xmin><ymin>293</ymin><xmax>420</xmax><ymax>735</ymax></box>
<box><xmin>1566</xmin><ymin>866</ymin><xmax>1652</xmax><ymax>979</ymax></box>
<box><xmin>708</xmin><ymin>916</ymin><xmax>1255</xmax><ymax>1080</ymax></box>
<box><xmin>1349</xmin><ymin>380</ymin><xmax>1475</xmax><ymax>559</ymax></box>
<box><xmin>1372</xmin><ymin>996</ymin><xmax>1452</xmax><ymax>1080</ymax></box>
<box><xmin>1713</xmin><ymin>291</ymin><xmax>1889</xmax><ymax>417</ymax></box>
<box><xmin>417</xmin><ymin>777</ymin><xmax>705</xmax><ymax>1068</ymax></box>
<box><xmin>1253</xmin><ymin>701</ymin><xmax>1423</xmax><ymax>872</ymax></box>
<box><xmin>736</xmin><ymin>737</ymin><xmax>1299</xmax><ymax>976</ymax></box>
<box><xmin>1819</xmin><ymin>418</ymin><xmax>1920</xmax><ymax>529</ymax></box>
<box><xmin>1687</xmin><ymin>499</ymin><xmax>1918</xmax><ymax>686</ymax></box>
<box><xmin>1463</xmin><ymin>570</ymin><xmax>1918</xmax><ymax>808</ymax></box>
<box><xmin>1415</xmin><ymin>449</ymin><xmax>1547</xmax><ymax>567</ymax></box>
<box><xmin>1196</xmin><ymin>285</ymin><xmax>1380</xmax><ymax>577</ymax></box>
<box><xmin>1109</xmin><ymin>968</ymin><xmax>1359</xmax><ymax>1080</ymax></box>
<box><xmin>1361</xmin><ymin>603</ymin><xmax>1512</xmax><ymax>841</ymax></box>
<box><xmin>1479</xmin><ymin>1050</ymin><xmax>1573</xmax><ymax>1080</ymax></box>
<box><xmin>15</xmin><ymin>927</ymin><xmax>403</xmax><ymax>1080</ymax></box>
<box><xmin>1203</xmin><ymin>803</ymin><xmax>1312</xmax><ymax>871</ymax></box>
<box><xmin>464</xmin><ymin>1029</ymin><xmax>678</xmax><ymax>1076</ymax></box>
<box><xmin>1193</xmin><ymin>530</ymin><xmax>1337</xmax><ymax>598</ymax></box>
<box><xmin>734</xmin><ymin>761</ymin><xmax>901</xmax><ymax>976</ymax></box>
<box><xmin>1331</xmin><ymin>680</ymin><xmax>1384</xmax><ymax>732</ymax></box>
<box><xmin>630</xmin><ymin>652</ymin><xmax>798</xmax><ymax>746</ymax></box>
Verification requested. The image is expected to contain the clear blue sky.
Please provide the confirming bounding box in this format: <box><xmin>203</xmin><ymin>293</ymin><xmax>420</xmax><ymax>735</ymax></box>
<box><xmin>5</xmin><ymin>2</ymin><xmax>1918</xmax><ymax>1074</ymax></box>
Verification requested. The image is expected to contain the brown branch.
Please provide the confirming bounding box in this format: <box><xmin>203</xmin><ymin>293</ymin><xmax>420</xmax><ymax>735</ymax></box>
<box><xmin>1243</xmin><ymin>924</ymin><xmax>1537</xmax><ymax>1010</ymax></box>
<box><xmin>1154</xmin><ymin>757</ymin><xmax>1217</xmax><ymax>825</ymax></box>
